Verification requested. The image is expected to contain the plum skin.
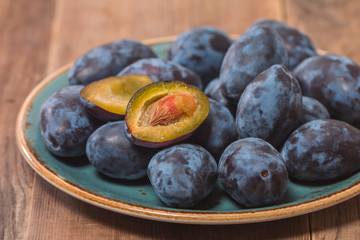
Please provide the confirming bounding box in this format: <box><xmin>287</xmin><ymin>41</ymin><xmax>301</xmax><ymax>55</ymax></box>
<box><xmin>236</xmin><ymin>64</ymin><xmax>302</xmax><ymax>148</ymax></box>
<box><xmin>252</xmin><ymin>19</ymin><xmax>317</xmax><ymax>71</ymax></box>
<box><xmin>147</xmin><ymin>144</ymin><xmax>218</xmax><ymax>208</ymax></box>
<box><xmin>294</xmin><ymin>54</ymin><xmax>360</xmax><ymax>127</ymax></box>
<box><xmin>80</xmin><ymin>97</ymin><xmax>124</xmax><ymax>122</ymax></box>
<box><xmin>68</xmin><ymin>40</ymin><xmax>156</xmax><ymax>86</ymax></box>
<box><xmin>281</xmin><ymin>119</ymin><xmax>360</xmax><ymax>181</ymax></box>
<box><xmin>168</xmin><ymin>26</ymin><xmax>232</xmax><ymax>86</ymax></box>
<box><xmin>86</xmin><ymin>121</ymin><xmax>157</xmax><ymax>180</ymax></box>
<box><xmin>219</xmin><ymin>26</ymin><xmax>288</xmax><ymax>103</ymax></box>
<box><xmin>187</xmin><ymin>99</ymin><xmax>238</xmax><ymax>161</ymax></box>
<box><xmin>219</xmin><ymin>138</ymin><xmax>288</xmax><ymax>208</ymax></box>
<box><xmin>118</xmin><ymin>58</ymin><xmax>203</xmax><ymax>90</ymax></box>
<box><xmin>204</xmin><ymin>78</ymin><xmax>237</xmax><ymax>116</ymax></box>
<box><xmin>298</xmin><ymin>96</ymin><xmax>330</xmax><ymax>126</ymax></box>
<box><xmin>40</xmin><ymin>85</ymin><xmax>101</xmax><ymax>157</ymax></box>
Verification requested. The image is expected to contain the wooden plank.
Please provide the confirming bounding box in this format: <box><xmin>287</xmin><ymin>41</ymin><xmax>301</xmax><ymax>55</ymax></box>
<box><xmin>309</xmin><ymin>198</ymin><xmax>360</xmax><ymax>240</ymax></box>
<box><xmin>46</xmin><ymin>0</ymin><xmax>284</xmax><ymax>73</ymax></box>
<box><xmin>286</xmin><ymin>0</ymin><xmax>360</xmax><ymax>63</ymax></box>
<box><xmin>23</xmin><ymin>0</ymin><xmax>311</xmax><ymax>239</ymax></box>
<box><xmin>286</xmin><ymin>0</ymin><xmax>360</xmax><ymax>239</ymax></box>
<box><xmin>0</xmin><ymin>0</ymin><xmax>56</xmax><ymax>239</ymax></box>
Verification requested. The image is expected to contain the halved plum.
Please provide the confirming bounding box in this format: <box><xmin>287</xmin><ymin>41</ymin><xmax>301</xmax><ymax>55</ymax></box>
<box><xmin>125</xmin><ymin>81</ymin><xmax>209</xmax><ymax>148</ymax></box>
<box><xmin>80</xmin><ymin>75</ymin><xmax>153</xmax><ymax>121</ymax></box>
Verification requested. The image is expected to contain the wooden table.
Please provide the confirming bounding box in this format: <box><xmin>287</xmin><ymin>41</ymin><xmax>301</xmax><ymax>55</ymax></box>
<box><xmin>2</xmin><ymin>0</ymin><xmax>360</xmax><ymax>239</ymax></box>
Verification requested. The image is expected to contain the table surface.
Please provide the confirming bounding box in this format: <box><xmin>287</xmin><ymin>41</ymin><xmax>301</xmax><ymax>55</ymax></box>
<box><xmin>2</xmin><ymin>0</ymin><xmax>360</xmax><ymax>239</ymax></box>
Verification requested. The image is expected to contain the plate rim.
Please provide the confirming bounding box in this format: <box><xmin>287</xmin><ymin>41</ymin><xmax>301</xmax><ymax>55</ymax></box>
<box><xmin>15</xmin><ymin>36</ymin><xmax>360</xmax><ymax>225</ymax></box>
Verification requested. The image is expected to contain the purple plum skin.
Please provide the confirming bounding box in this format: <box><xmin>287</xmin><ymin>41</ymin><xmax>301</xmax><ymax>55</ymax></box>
<box><xmin>298</xmin><ymin>96</ymin><xmax>330</xmax><ymax>126</ymax></box>
<box><xmin>40</xmin><ymin>85</ymin><xmax>101</xmax><ymax>157</ymax></box>
<box><xmin>80</xmin><ymin>97</ymin><xmax>124</xmax><ymax>122</ymax></box>
<box><xmin>147</xmin><ymin>144</ymin><xmax>218</xmax><ymax>208</ymax></box>
<box><xmin>236</xmin><ymin>64</ymin><xmax>302</xmax><ymax>148</ymax></box>
<box><xmin>68</xmin><ymin>40</ymin><xmax>156</xmax><ymax>86</ymax></box>
<box><xmin>117</xmin><ymin>58</ymin><xmax>203</xmax><ymax>90</ymax></box>
<box><xmin>252</xmin><ymin>19</ymin><xmax>317</xmax><ymax>71</ymax></box>
<box><xmin>294</xmin><ymin>54</ymin><xmax>360</xmax><ymax>128</ymax></box>
<box><xmin>188</xmin><ymin>99</ymin><xmax>238</xmax><ymax>161</ymax></box>
<box><xmin>124</xmin><ymin>122</ymin><xmax>195</xmax><ymax>148</ymax></box>
<box><xmin>204</xmin><ymin>78</ymin><xmax>237</xmax><ymax>116</ymax></box>
<box><xmin>219</xmin><ymin>138</ymin><xmax>288</xmax><ymax>208</ymax></box>
<box><xmin>219</xmin><ymin>26</ymin><xmax>288</xmax><ymax>103</ymax></box>
<box><xmin>86</xmin><ymin>121</ymin><xmax>157</xmax><ymax>180</ymax></box>
<box><xmin>168</xmin><ymin>26</ymin><xmax>232</xmax><ymax>86</ymax></box>
<box><xmin>281</xmin><ymin>119</ymin><xmax>360</xmax><ymax>181</ymax></box>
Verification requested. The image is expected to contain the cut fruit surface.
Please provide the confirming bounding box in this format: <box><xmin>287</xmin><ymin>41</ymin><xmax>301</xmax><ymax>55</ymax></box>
<box><xmin>125</xmin><ymin>81</ymin><xmax>209</xmax><ymax>148</ymax></box>
<box><xmin>80</xmin><ymin>75</ymin><xmax>154</xmax><ymax>116</ymax></box>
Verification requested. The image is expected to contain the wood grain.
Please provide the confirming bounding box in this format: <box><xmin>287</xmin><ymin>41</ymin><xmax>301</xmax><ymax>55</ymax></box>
<box><xmin>2</xmin><ymin>0</ymin><xmax>360</xmax><ymax>239</ymax></box>
<box><xmin>286</xmin><ymin>1</ymin><xmax>360</xmax><ymax>239</ymax></box>
<box><xmin>0</xmin><ymin>0</ymin><xmax>56</xmax><ymax>239</ymax></box>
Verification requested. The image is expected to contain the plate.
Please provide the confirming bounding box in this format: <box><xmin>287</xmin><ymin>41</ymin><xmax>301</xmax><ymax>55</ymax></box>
<box><xmin>16</xmin><ymin>36</ymin><xmax>360</xmax><ymax>224</ymax></box>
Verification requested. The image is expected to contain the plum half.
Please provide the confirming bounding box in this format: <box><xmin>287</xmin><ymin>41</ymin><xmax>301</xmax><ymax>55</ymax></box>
<box><xmin>80</xmin><ymin>75</ymin><xmax>153</xmax><ymax>121</ymax></box>
<box><xmin>125</xmin><ymin>81</ymin><xmax>209</xmax><ymax>148</ymax></box>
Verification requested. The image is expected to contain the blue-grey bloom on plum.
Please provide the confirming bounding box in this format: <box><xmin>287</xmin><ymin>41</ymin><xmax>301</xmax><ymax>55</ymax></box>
<box><xmin>168</xmin><ymin>26</ymin><xmax>232</xmax><ymax>87</ymax></box>
<box><xmin>117</xmin><ymin>58</ymin><xmax>203</xmax><ymax>90</ymax></box>
<box><xmin>68</xmin><ymin>40</ymin><xmax>156</xmax><ymax>85</ymax></box>
<box><xmin>236</xmin><ymin>64</ymin><xmax>302</xmax><ymax>148</ymax></box>
<box><xmin>147</xmin><ymin>144</ymin><xmax>218</xmax><ymax>208</ymax></box>
<box><xmin>252</xmin><ymin>19</ymin><xmax>317</xmax><ymax>71</ymax></box>
<box><xmin>219</xmin><ymin>26</ymin><xmax>288</xmax><ymax>103</ymax></box>
<box><xmin>40</xmin><ymin>85</ymin><xmax>101</xmax><ymax>157</ymax></box>
<box><xmin>219</xmin><ymin>138</ymin><xmax>288</xmax><ymax>208</ymax></box>
<box><xmin>294</xmin><ymin>54</ymin><xmax>360</xmax><ymax>128</ymax></box>
<box><xmin>281</xmin><ymin>119</ymin><xmax>360</xmax><ymax>181</ymax></box>
<box><xmin>86</xmin><ymin>121</ymin><xmax>157</xmax><ymax>180</ymax></box>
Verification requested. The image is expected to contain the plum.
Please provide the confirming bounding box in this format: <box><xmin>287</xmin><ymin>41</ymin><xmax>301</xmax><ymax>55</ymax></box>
<box><xmin>219</xmin><ymin>26</ymin><xmax>288</xmax><ymax>103</ymax></box>
<box><xmin>117</xmin><ymin>58</ymin><xmax>203</xmax><ymax>90</ymax></box>
<box><xmin>40</xmin><ymin>85</ymin><xmax>101</xmax><ymax>157</ymax></box>
<box><xmin>298</xmin><ymin>96</ymin><xmax>330</xmax><ymax>126</ymax></box>
<box><xmin>281</xmin><ymin>119</ymin><xmax>360</xmax><ymax>181</ymax></box>
<box><xmin>147</xmin><ymin>144</ymin><xmax>218</xmax><ymax>208</ymax></box>
<box><xmin>236</xmin><ymin>64</ymin><xmax>302</xmax><ymax>148</ymax></box>
<box><xmin>219</xmin><ymin>138</ymin><xmax>288</xmax><ymax>208</ymax></box>
<box><xmin>294</xmin><ymin>54</ymin><xmax>360</xmax><ymax>127</ymax></box>
<box><xmin>188</xmin><ymin>99</ymin><xmax>237</xmax><ymax>161</ymax></box>
<box><xmin>204</xmin><ymin>78</ymin><xmax>237</xmax><ymax>116</ymax></box>
<box><xmin>68</xmin><ymin>40</ymin><xmax>156</xmax><ymax>85</ymax></box>
<box><xmin>80</xmin><ymin>75</ymin><xmax>153</xmax><ymax>121</ymax></box>
<box><xmin>125</xmin><ymin>81</ymin><xmax>209</xmax><ymax>148</ymax></box>
<box><xmin>252</xmin><ymin>19</ymin><xmax>317</xmax><ymax>71</ymax></box>
<box><xmin>168</xmin><ymin>26</ymin><xmax>232</xmax><ymax>86</ymax></box>
<box><xmin>86</xmin><ymin>121</ymin><xmax>157</xmax><ymax>180</ymax></box>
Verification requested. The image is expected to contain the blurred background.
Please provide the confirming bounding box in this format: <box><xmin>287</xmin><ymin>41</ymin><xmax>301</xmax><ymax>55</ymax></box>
<box><xmin>2</xmin><ymin>0</ymin><xmax>360</xmax><ymax>239</ymax></box>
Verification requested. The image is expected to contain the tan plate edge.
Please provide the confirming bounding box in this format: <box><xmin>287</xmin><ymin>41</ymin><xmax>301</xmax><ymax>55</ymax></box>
<box><xmin>15</xmin><ymin>36</ymin><xmax>360</xmax><ymax>225</ymax></box>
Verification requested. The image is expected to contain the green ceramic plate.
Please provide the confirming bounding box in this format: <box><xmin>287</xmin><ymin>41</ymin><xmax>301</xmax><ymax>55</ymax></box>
<box><xmin>16</xmin><ymin>36</ymin><xmax>360</xmax><ymax>224</ymax></box>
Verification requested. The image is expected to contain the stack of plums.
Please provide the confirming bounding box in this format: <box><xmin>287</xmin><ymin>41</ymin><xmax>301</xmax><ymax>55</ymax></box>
<box><xmin>40</xmin><ymin>19</ymin><xmax>360</xmax><ymax>209</ymax></box>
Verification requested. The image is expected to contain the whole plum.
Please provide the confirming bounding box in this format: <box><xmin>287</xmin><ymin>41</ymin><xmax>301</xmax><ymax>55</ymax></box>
<box><xmin>40</xmin><ymin>85</ymin><xmax>101</xmax><ymax>157</ymax></box>
<box><xmin>204</xmin><ymin>78</ymin><xmax>237</xmax><ymax>116</ymax></box>
<box><xmin>236</xmin><ymin>64</ymin><xmax>302</xmax><ymax>148</ymax></box>
<box><xmin>298</xmin><ymin>96</ymin><xmax>330</xmax><ymax>126</ymax></box>
<box><xmin>68</xmin><ymin>40</ymin><xmax>156</xmax><ymax>85</ymax></box>
<box><xmin>117</xmin><ymin>58</ymin><xmax>203</xmax><ymax>89</ymax></box>
<box><xmin>219</xmin><ymin>26</ymin><xmax>288</xmax><ymax>103</ymax></box>
<box><xmin>281</xmin><ymin>119</ymin><xmax>360</xmax><ymax>181</ymax></box>
<box><xmin>168</xmin><ymin>26</ymin><xmax>232</xmax><ymax>86</ymax></box>
<box><xmin>86</xmin><ymin>121</ymin><xmax>157</xmax><ymax>180</ymax></box>
<box><xmin>252</xmin><ymin>19</ymin><xmax>317</xmax><ymax>71</ymax></box>
<box><xmin>147</xmin><ymin>144</ymin><xmax>218</xmax><ymax>208</ymax></box>
<box><xmin>294</xmin><ymin>54</ymin><xmax>360</xmax><ymax>127</ymax></box>
<box><xmin>219</xmin><ymin>138</ymin><xmax>288</xmax><ymax>208</ymax></box>
<box><xmin>188</xmin><ymin>99</ymin><xmax>237</xmax><ymax>161</ymax></box>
